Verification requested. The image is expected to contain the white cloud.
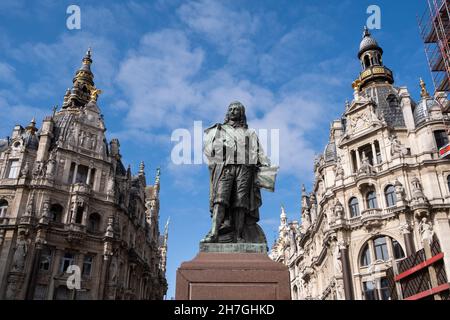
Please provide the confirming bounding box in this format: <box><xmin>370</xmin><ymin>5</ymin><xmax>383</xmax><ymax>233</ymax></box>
<box><xmin>177</xmin><ymin>0</ymin><xmax>259</xmax><ymax>54</ymax></box>
<box><xmin>116</xmin><ymin>29</ymin><xmax>204</xmax><ymax>130</ymax></box>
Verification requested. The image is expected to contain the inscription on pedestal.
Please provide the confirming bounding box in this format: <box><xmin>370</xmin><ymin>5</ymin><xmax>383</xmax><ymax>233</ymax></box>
<box><xmin>199</xmin><ymin>243</ymin><xmax>268</xmax><ymax>253</ymax></box>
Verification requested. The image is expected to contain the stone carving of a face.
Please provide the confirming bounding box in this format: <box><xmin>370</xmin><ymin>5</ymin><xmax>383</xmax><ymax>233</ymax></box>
<box><xmin>224</xmin><ymin>101</ymin><xmax>247</xmax><ymax>127</ymax></box>
<box><xmin>228</xmin><ymin>104</ymin><xmax>242</xmax><ymax>121</ymax></box>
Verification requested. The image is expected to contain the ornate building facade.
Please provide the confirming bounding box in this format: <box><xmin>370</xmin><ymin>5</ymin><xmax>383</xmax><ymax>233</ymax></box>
<box><xmin>270</xmin><ymin>27</ymin><xmax>450</xmax><ymax>300</ymax></box>
<box><xmin>0</xmin><ymin>50</ymin><xmax>168</xmax><ymax>300</ymax></box>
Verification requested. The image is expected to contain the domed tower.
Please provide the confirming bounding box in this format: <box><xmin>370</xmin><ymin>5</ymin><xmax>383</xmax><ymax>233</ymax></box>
<box><xmin>352</xmin><ymin>27</ymin><xmax>405</xmax><ymax>128</ymax></box>
<box><xmin>355</xmin><ymin>26</ymin><xmax>394</xmax><ymax>90</ymax></box>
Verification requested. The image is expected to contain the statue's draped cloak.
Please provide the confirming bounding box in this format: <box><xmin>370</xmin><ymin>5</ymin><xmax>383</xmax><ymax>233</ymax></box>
<box><xmin>205</xmin><ymin>123</ymin><xmax>266</xmax><ymax>220</ymax></box>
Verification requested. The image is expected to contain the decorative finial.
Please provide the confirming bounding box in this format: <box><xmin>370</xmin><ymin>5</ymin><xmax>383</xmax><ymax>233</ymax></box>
<box><xmin>345</xmin><ymin>100</ymin><xmax>350</xmax><ymax>109</ymax></box>
<box><xmin>301</xmin><ymin>184</ymin><xmax>306</xmax><ymax>194</ymax></box>
<box><xmin>420</xmin><ymin>78</ymin><xmax>430</xmax><ymax>98</ymax></box>
<box><xmin>281</xmin><ymin>205</ymin><xmax>286</xmax><ymax>217</ymax></box>
<box><xmin>83</xmin><ymin>47</ymin><xmax>92</xmax><ymax>65</ymax></box>
<box><xmin>363</xmin><ymin>25</ymin><xmax>370</xmax><ymax>38</ymax></box>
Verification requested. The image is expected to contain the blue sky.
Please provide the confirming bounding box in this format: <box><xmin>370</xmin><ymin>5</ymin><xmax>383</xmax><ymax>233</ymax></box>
<box><xmin>0</xmin><ymin>0</ymin><xmax>432</xmax><ymax>299</ymax></box>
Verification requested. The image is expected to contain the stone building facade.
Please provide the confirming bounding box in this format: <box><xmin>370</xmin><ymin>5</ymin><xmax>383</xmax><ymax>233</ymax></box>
<box><xmin>270</xmin><ymin>27</ymin><xmax>450</xmax><ymax>300</ymax></box>
<box><xmin>0</xmin><ymin>50</ymin><xmax>168</xmax><ymax>300</ymax></box>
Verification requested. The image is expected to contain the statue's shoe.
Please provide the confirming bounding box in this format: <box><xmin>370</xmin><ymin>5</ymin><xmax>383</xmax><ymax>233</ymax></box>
<box><xmin>200</xmin><ymin>235</ymin><xmax>218</xmax><ymax>243</ymax></box>
<box><xmin>236</xmin><ymin>237</ymin><xmax>245</xmax><ymax>243</ymax></box>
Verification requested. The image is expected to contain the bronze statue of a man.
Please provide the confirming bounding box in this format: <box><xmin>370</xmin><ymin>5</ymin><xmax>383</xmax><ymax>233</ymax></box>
<box><xmin>201</xmin><ymin>101</ymin><xmax>276</xmax><ymax>244</ymax></box>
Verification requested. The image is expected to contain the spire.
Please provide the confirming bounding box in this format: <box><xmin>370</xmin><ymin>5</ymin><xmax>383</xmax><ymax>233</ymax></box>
<box><xmin>279</xmin><ymin>205</ymin><xmax>288</xmax><ymax>233</ymax></box>
<box><xmin>63</xmin><ymin>48</ymin><xmax>96</xmax><ymax>109</ymax></box>
<box><xmin>73</xmin><ymin>47</ymin><xmax>94</xmax><ymax>86</ymax></box>
<box><xmin>155</xmin><ymin>167</ymin><xmax>161</xmax><ymax>188</ymax></box>
<box><xmin>420</xmin><ymin>78</ymin><xmax>430</xmax><ymax>98</ymax></box>
<box><xmin>301</xmin><ymin>184</ymin><xmax>310</xmax><ymax>209</ymax></box>
<box><xmin>164</xmin><ymin>217</ymin><xmax>170</xmax><ymax>237</ymax></box>
<box><xmin>363</xmin><ymin>25</ymin><xmax>370</xmax><ymax>37</ymax></box>
<box><xmin>139</xmin><ymin>161</ymin><xmax>145</xmax><ymax>175</ymax></box>
<box><xmin>281</xmin><ymin>205</ymin><xmax>287</xmax><ymax>219</ymax></box>
<box><xmin>159</xmin><ymin>217</ymin><xmax>170</xmax><ymax>275</ymax></box>
<box><xmin>26</xmin><ymin>117</ymin><xmax>38</xmax><ymax>134</ymax></box>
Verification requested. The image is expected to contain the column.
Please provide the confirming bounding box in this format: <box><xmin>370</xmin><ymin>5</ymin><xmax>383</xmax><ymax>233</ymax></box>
<box><xmin>423</xmin><ymin>238</ymin><xmax>441</xmax><ymax>300</ymax></box>
<box><xmin>371</xmin><ymin>142</ymin><xmax>377</xmax><ymax>165</ymax></box>
<box><xmin>81</xmin><ymin>205</ymin><xmax>88</xmax><ymax>226</ymax></box>
<box><xmin>47</xmin><ymin>249</ymin><xmax>63</xmax><ymax>299</ymax></box>
<box><xmin>355</xmin><ymin>149</ymin><xmax>361</xmax><ymax>171</ymax></box>
<box><xmin>25</xmin><ymin>245</ymin><xmax>43</xmax><ymax>299</ymax></box>
<box><xmin>86</xmin><ymin>168</ymin><xmax>92</xmax><ymax>186</ymax></box>
<box><xmin>0</xmin><ymin>230</ymin><xmax>15</xmax><ymax>298</ymax></box>
<box><xmin>434</xmin><ymin>211</ymin><xmax>450</xmax><ymax>279</ymax></box>
<box><xmin>70</xmin><ymin>201</ymin><xmax>78</xmax><ymax>224</ymax></box>
<box><xmin>72</xmin><ymin>164</ymin><xmax>78</xmax><ymax>184</ymax></box>
<box><xmin>400</xmin><ymin>224</ymin><xmax>415</xmax><ymax>257</ymax></box>
<box><xmin>340</xmin><ymin>242</ymin><xmax>355</xmax><ymax>300</ymax></box>
<box><xmin>98</xmin><ymin>256</ymin><xmax>110</xmax><ymax>299</ymax></box>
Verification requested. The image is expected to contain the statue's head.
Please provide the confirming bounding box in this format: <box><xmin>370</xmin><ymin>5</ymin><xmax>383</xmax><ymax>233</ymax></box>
<box><xmin>224</xmin><ymin>101</ymin><xmax>248</xmax><ymax>128</ymax></box>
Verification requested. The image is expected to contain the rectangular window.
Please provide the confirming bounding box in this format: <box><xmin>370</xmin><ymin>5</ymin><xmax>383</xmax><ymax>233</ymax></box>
<box><xmin>39</xmin><ymin>248</ymin><xmax>52</xmax><ymax>271</ymax></box>
<box><xmin>76</xmin><ymin>165</ymin><xmax>89</xmax><ymax>184</ymax></box>
<box><xmin>59</xmin><ymin>252</ymin><xmax>75</xmax><ymax>273</ymax></box>
<box><xmin>379</xmin><ymin>277</ymin><xmax>390</xmax><ymax>300</ymax></box>
<box><xmin>351</xmin><ymin>151</ymin><xmax>357</xmax><ymax>173</ymax></box>
<box><xmin>68</xmin><ymin>162</ymin><xmax>76</xmax><ymax>183</ymax></box>
<box><xmin>363</xmin><ymin>281</ymin><xmax>377</xmax><ymax>300</ymax></box>
<box><xmin>88</xmin><ymin>168</ymin><xmax>96</xmax><ymax>187</ymax></box>
<box><xmin>33</xmin><ymin>285</ymin><xmax>48</xmax><ymax>300</ymax></box>
<box><xmin>7</xmin><ymin>160</ymin><xmax>20</xmax><ymax>179</ymax></box>
<box><xmin>82</xmin><ymin>255</ymin><xmax>93</xmax><ymax>277</ymax></box>
<box><xmin>434</xmin><ymin>130</ymin><xmax>449</xmax><ymax>149</ymax></box>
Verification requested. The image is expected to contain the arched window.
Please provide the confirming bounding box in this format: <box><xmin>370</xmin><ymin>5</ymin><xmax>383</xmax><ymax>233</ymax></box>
<box><xmin>373</xmin><ymin>236</ymin><xmax>389</xmax><ymax>261</ymax></box>
<box><xmin>447</xmin><ymin>175</ymin><xmax>450</xmax><ymax>192</ymax></box>
<box><xmin>293</xmin><ymin>285</ymin><xmax>298</xmax><ymax>300</ymax></box>
<box><xmin>0</xmin><ymin>199</ymin><xmax>8</xmax><ymax>218</ymax></box>
<box><xmin>392</xmin><ymin>239</ymin><xmax>405</xmax><ymax>260</ymax></box>
<box><xmin>366</xmin><ymin>191</ymin><xmax>378</xmax><ymax>209</ymax></box>
<box><xmin>360</xmin><ymin>243</ymin><xmax>371</xmax><ymax>267</ymax></box>
<box><xmin>349</xmin><ymin>197</ymin><xmax>360</xmax><ymax>217</ymax></box>
<box><xmin>50</xmin><ymin>204</ymin><xmax>63</xmax><ymax>223</ymax></box>
<box><xmin>87</xmin><ymin>213</ymin><xmax>101</xmax><ymax>232</ymax></box>
<box><xmin>385</xmin><ymin>185</ymin><xmax>396</xmax><ymax>207</ymax></box>
<box><xmin>359</xmin><ymin>236</ymin><xmax>405</xmax><ymax>300</ymax></box>
<box><xmin>364</xmin><ymin>55</ymin><xmax>371</xmax><ymax>68</ymax></box>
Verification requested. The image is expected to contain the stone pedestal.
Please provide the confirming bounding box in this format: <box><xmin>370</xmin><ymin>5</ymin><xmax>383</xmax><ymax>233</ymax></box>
<box><xmin>176</xmin><ymin>244</ymin><xmax>291</xmax><ymax>300</ymax></box>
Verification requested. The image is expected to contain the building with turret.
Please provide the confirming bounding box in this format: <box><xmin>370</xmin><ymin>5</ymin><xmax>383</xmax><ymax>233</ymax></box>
<box><xmin>0</xmin><ymin>50</ymin><xmax>168</xmax><ymax>300</ymax></box>
<box><xmin>270</xmin><ymin>27</ymin><xmax>450</xmax><ymax>300</ymax></box>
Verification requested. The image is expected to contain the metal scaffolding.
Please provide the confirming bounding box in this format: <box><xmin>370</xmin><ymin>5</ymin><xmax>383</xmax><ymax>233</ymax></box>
<box><xmin>418</xmin><ymin>0</ymin><xmax>450</xmax><ymax>95</ymax></box>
